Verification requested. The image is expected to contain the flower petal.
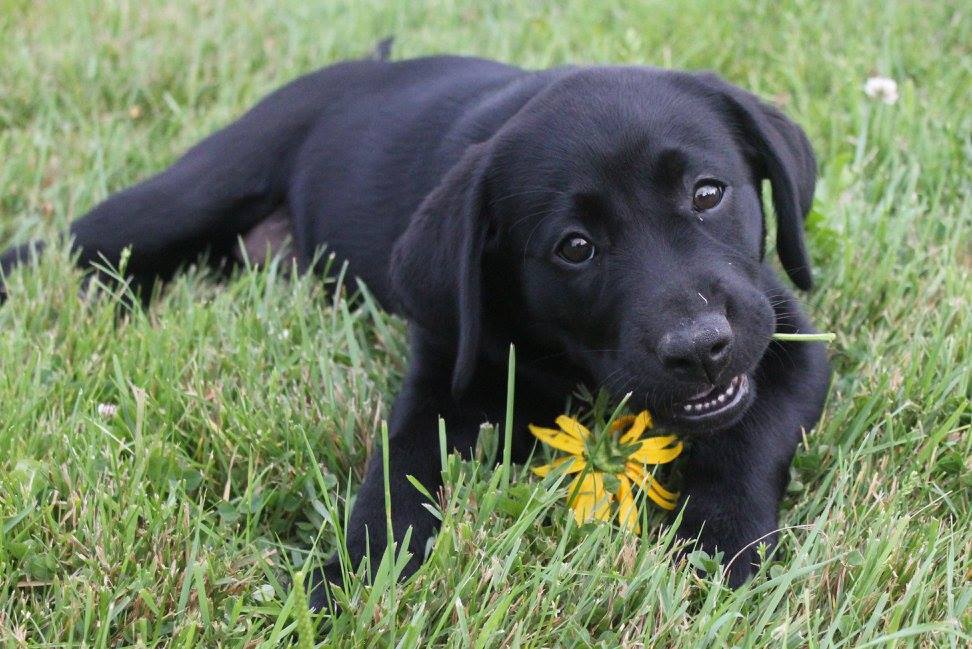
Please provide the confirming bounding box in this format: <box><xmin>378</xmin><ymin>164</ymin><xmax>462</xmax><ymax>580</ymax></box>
<box><xmin>568</xmin><ymin>472</ymin><xmax>611</xmax><ymax>525</ymax></box>
<box><xmin>531</xmin><ymin>455</ymin><xmax>586</xmax><ymax>477</ymax></box>
<box><xmin>629</xmin><ymin>439</ymin><xmax>683</xmax><ymax>465</ymax></box>
<box><xmin>529</xmin><ymin>424</ymin><xmax>585</xmax><ymax>455</ymax></box>
<box><xmin>645</xmin><ymin>485</ymin><xmax>678</xmax><ymax>510</ymax></box>
<box><xmin>624</xmin><ymin>461</ymin><xmax>644</xmax><ymax>485</ymax></box>
<box><xmin>616</xmin><ymin>474</ymin><xmax>640</xmax><ymax>533</ymax></box>
<box><xmin>610</xmin><ymin>415</ymin><xmax>636</xmax><ymax>432</ymax></box>
<box><xmin>637</xmin><ymin>435</ymin><xmax>679</xmax><ymax>450</ymax></box>
<box><xmin>554</xmin><ymin>415</ymin><xmax>591</xmax><ymax>442</ymax></box>
<box><xmin>619</xmin><ymin>410</ymin><xmax>653</xmax><ymax>444</ymax></box>
<box><xmin>625</xmin><ymin>462</ymin><xmax>679</xmax><ymax>504</ymax></box>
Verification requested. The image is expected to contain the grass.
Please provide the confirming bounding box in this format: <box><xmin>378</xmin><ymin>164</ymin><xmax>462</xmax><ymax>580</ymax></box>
<box><xmin>0</xmin><ymin>0</ymin><xmax>969</xmax><ymax>646</ymax></box>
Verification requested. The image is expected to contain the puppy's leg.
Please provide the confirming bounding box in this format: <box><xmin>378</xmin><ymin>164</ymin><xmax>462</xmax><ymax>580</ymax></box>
<box><xmin>308</xmin><ymin>349</ymin><xmax>488</xmax><ymax>610</ymax></box>
<box><xmin>675</xmin><ymin>294</ymin><xmax>831</xmax><ymax>586</ymax></box>
<box><xmin>2</xmin><ymin>137</ymin><xmax>273</xmax><ymax>300</ymax></box>
<box><xmin>0</xmin><ymin>73</ymin><xmax>328</xmax><ymax>302</ymax></box>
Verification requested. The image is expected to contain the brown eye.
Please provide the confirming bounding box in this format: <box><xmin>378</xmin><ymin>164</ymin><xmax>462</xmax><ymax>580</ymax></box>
<box><xmin>693</xmin><ymin>183</ymin><xmax>724</xmax><ymax>211</ymax></box>
<box><xmin>557</xmin><ymin>234</ymin><xmax>595</xmax><ymax>264</ymax></box>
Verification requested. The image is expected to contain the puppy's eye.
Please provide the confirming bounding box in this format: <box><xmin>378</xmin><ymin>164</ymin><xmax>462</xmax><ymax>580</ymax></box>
<box><xmin>692</xmin><ymin>182</ymin><xmax>724</xmax><ymax>211</ymax></box>
<box><xmin>556</xmin><ymin>234</ymin><xmax>595</xmax><ymax>264</ymax></box>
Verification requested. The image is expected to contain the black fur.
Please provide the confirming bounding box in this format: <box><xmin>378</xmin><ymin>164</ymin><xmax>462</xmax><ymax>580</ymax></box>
<box><xmin>0</xmin><ymin>52</ymin><xmax>831</xmax><ymax>604</ymax></box>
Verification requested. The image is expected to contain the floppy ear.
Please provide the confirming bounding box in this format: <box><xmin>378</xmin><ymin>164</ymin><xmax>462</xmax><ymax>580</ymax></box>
<box><xmin>389</xmin><ymin>142</ymin><xmax>493</xmax><ymax>396</ymax></box>
<box><xmin>698</xmin><ymin>74</ymin><xmax>817</xmax><ymax>290</ymax></box>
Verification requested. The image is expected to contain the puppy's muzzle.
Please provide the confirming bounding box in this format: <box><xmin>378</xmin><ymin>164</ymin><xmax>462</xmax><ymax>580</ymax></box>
<box><xmin>656</xmin><ymin>313</ymin><xmax>733</xmax><ymax>384</ymax></box>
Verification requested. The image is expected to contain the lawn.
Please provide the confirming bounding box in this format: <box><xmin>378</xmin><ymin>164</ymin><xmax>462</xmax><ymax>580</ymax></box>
<box><xmin>0</xmin><ymin>0</ymin><xmax>969</xmax><ymax>646</ymax></box>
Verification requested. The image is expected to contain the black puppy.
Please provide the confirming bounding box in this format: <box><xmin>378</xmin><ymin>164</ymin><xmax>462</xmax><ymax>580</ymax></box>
<box><xmin>0</xmin><ymin>51</ymin><xmax>831</xmax><ymax>605</ymax></box>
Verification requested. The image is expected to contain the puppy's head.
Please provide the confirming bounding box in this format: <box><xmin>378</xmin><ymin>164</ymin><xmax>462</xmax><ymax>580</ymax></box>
<box><xmin>391</xmin><ymin>68</ymin><xmax>816</xmax><ymax>432</ymax></box>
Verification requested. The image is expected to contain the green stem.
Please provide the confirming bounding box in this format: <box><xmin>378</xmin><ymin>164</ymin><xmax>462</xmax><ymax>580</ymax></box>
<box><xmin>771</xmin><ymin>332</ymin><xmax>837</xmax><ymax>342</ymax></box>
<box><xmin>502</xmin><ymin>344</ymin><xmax>516</xmax><ymax>492</ymax></box>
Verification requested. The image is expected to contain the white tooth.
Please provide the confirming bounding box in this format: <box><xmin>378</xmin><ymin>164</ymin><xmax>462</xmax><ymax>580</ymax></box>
<box><xmin>726</xmin><ymin>384</ymin><xmax>735</xmax><ymax>396</ymax></box>
<box><xmin>717</xmin><ymin>394</ymin><xmax>726</xmax><ymax>403</ymax></box>
<box><xmin>708</xmin><ymin>401</ymin><xmax>716</xmax><ymax>409</ymax></box>
<box><xmin>684</xmin><ymin>404</ymin><xmax>693</xmax><ymax>412</ymax></box>
<box><xmin>693</xmin><ymin>404</ymin><xmax>703</xmax><ymax>412</ymax></box>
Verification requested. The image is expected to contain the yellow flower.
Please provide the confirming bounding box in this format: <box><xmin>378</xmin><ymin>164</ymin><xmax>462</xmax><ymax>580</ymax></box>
<box><xmin>530</xmin><ymin>411</ymin><xmax>682</xmax><ymax>533</ymax></box>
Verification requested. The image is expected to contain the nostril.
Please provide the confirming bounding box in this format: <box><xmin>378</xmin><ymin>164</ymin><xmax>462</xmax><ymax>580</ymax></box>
<box><xmin>709</xmin><ymin>339</ymin><xmax>729</xmax><ymax>358</ymax></box>
<box><xmin>666</xmin><ymin>356</ymin><xmax>696</xmax><ymax>373</ymax></box>
<box><xmin>658</xmin><ymin>338</ymin><xmax>699</xmax><ymax>374</ymax></box>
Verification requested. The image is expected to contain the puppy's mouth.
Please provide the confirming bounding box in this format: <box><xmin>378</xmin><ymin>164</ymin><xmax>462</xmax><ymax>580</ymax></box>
<box><xmin>671</xmin><ymin>374</ymin><xmax>753</xmax><ymax>430</ymax></box>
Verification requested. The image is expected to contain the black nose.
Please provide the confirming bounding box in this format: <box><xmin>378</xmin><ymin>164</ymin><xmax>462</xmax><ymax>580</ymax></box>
<box><xmin>657</xmin><ymin>314</ymin><xmax>733</xmax><ymax>383</ymax></box>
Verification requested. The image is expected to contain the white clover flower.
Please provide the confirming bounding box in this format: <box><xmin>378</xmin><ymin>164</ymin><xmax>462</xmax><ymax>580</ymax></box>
<box><xmin>97</xmin><ymin>403</ymin><xmax>118</xmax><ymax>418</ymax></box>
<box><xmin>864</xmin><ymin>76</ymin><xmax>899</xmax><ymax>105</ymax></box>
<box><xmin>252</xmin><ymin>584</ymin><xmax>276</xmax><ymax>603</ymax></box>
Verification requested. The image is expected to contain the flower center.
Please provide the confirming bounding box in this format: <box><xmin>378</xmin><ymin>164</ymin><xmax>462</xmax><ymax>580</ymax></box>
<box><xmin>584</xmin><ymin>434</ymin><xmax>633</xmax><ymax>476</ymax></box>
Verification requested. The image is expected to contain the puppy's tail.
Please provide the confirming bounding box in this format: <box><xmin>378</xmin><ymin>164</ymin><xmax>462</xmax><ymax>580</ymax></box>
<box><xmin>370</xmin><ymin>36</ymin><xmax>394</xmax><ymax>62</ymax></box>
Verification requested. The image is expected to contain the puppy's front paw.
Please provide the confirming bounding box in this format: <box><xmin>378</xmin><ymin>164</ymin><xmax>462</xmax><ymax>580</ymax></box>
<box><xmin>676</xmin><ymin>517</ymin><xmax>778</xmax><ymax>588</ymax></box>
<box><xmin>306</xmin><ymin>562</ymin><xmax>344</xmax><ymax>613</ymax></box>
<box><xmin>719</xmin><ymin>534</ymin><xmax>775</xmax><ymax>588</ymax></box>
